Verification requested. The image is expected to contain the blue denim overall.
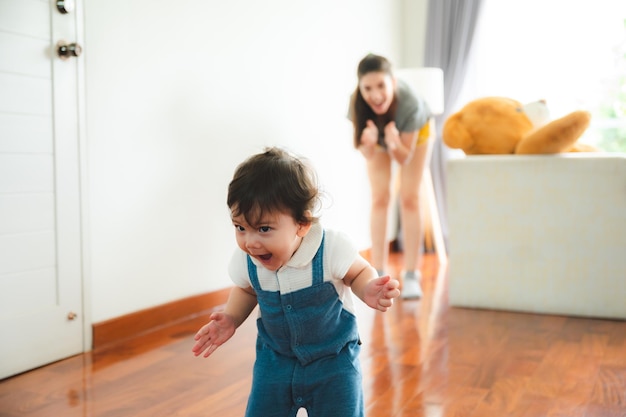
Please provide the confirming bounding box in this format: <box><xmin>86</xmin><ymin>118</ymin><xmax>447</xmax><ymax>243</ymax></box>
<box><xmin>244</xmin><ymin>234</ymin><xmax>364</xmax><ymax>417</ymax></box>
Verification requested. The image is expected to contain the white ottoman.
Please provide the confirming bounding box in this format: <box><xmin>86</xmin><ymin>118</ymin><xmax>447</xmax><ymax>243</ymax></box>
<box><xmin>446</xmin><ymin>154</ymin><xmax>626</xmax><ymax>319</ymax></box>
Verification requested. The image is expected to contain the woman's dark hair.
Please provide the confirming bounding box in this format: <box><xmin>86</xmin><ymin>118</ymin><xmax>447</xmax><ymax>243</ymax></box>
<box><xmin>227</xmin><ymin>147</ymin><xmax>320</xmax><ymax>226</ymax></box>
<box><xmin>351</xmin><ymin>53</ymin><xmax>398</xmax><ymax>148</ymax></box>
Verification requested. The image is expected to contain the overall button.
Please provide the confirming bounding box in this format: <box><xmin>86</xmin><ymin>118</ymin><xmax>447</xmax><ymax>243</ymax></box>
<box><xmin>285</xmin><ymin>305</ymin><xmax>292</xmax><ymax>311</ymax></box>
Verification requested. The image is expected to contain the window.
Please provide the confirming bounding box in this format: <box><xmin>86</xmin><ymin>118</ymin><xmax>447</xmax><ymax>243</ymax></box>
<box><xmin>461</xmin><ymin>0</ymin><xmax>626</xmax><ymax>152</ymax></box>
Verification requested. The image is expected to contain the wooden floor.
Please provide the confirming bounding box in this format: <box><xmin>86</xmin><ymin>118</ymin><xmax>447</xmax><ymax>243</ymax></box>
<box><xmin>1</xmin><ymin>252</ymin><xmax>626</xmax><ymax>417</ymax></box>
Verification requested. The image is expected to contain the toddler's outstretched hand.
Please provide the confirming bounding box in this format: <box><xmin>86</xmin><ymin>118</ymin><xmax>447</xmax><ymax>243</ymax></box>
<box><xmin>364</xmin><ymin>275</ymin><xmax>400</xmax><ymax>312</ymax></box>
<box><xmin>191</xmin><ymin>312</ymin><xmax>236</xmax><ymax>358</ymax></box>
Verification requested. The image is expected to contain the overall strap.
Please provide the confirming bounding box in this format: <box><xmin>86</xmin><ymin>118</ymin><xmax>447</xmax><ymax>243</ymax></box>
<box><xmin>246</xmin><ymin>255</ymin><xmax>261</xmax><ymax>291</ymax></box>
<box><xmin>311</xmin><ymin>231</ymin><xmax>325</xmax><ymax>286</ymax></box>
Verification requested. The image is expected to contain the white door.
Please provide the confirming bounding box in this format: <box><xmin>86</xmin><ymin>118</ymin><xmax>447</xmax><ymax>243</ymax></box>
<box><xmin>0</xmin><ymin>0</ymin><xmax>84</xmax><ymax>379</ymax></box>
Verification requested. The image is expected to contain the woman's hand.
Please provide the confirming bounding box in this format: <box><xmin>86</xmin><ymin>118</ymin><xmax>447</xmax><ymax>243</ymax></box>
<box><xmin>383</xmin><ymin>121</ymin><xmax>401</xmax><ymax>151</ymax></box>
<box><xmin>361</xmin><ymin>120</ymin><xmax>378</xmax><ymax>146</ymax></box>
<box><xmin>384</xmin><ymin>122</ymin><xmax>416</xmax><ymax>164</ymax></box>
<box><xmin>358</xmin><ymin>120</ymin><xmax>379</xmax><ymax>159</ymax></box>
<box><xmin>191</xmin><ymin>312</ymin><xmax>236</xmax><ymax>358</ymax></box>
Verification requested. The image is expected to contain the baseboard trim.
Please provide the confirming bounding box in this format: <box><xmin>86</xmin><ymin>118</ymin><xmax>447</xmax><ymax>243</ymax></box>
<box><xmin>92</xmin><ymin>287</ymin><xmax>231</xmax><ymax>350</ymax></box>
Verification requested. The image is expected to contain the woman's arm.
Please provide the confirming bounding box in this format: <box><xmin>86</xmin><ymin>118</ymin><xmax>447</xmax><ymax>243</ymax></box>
<box><xmin>384</xmin><ymin>122</ymin><xmax>418</xmax><ymax>165</ymax></box>
<box><xmin>357</xmin><ymin>120</ymin><xmax>379</xmax><ymax>159</ymax></box>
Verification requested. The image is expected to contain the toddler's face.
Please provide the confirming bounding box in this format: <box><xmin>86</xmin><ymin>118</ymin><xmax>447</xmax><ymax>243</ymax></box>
<box><xmin>359</xmin><ymin>71</ymin><xmax>395</xmax><ymax>115</ymax></box>
<box><xmin>231</xmin><ymin>209</ymin><xmax>308</xmax><ymax>271</ymax></box>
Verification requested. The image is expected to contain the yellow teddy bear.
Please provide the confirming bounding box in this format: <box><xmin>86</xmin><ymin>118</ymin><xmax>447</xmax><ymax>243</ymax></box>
<box><xmin>443</xmin><ymin>96</ymin><xmax>596</xmax><ymax>154</ymax></box>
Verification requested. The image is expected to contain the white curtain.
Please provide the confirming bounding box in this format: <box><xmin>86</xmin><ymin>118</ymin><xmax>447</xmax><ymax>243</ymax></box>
<box><xmin>423</xmin><ymin>0</ymin><xmax>484</xmax><ymax>252</ymax></box>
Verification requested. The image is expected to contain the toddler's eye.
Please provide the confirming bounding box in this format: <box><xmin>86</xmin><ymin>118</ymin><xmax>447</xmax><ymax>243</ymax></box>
<box><xmin>234</xmin><ymin>225</ymin><xmax>245</xmax><ymax>232</ymax></box>
<box><xmin>259</xmin><ymin>226</ymin><xmax>271</xmax><ymax>233</ymax></box>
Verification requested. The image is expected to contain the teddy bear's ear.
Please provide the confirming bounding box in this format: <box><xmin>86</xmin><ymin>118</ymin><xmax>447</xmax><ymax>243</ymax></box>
<box><xmin>523</xmin><ymin>100</ymin><xmax>551</xmax><ymax>128</ymax></box>
<box><xmin>443</xmin><ymin>113</ymin><xmax>474</xmax><ymax>151</ymax></box>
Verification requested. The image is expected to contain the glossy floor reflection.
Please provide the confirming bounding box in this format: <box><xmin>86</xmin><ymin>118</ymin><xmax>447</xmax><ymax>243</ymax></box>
<box><xmin>1</xmin><ymin>252</ymin><xmax>625</xmax><ymax>417</ymax></box>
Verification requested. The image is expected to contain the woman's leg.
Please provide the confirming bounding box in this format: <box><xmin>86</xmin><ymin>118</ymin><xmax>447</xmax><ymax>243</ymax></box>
<box><xmin>365</xmin><ymin>151</ymin><xmax>392</xmax><ymax>274</ymax></box>
<box><xmin>398</xmin><ymin>141</ymin><xmax>429</xmax><ymax>275</ymax></box>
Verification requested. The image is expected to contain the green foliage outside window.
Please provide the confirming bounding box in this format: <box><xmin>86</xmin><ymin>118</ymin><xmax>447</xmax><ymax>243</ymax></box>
<box><xmin>592</xmin><ymin>19</ymin><xmax>626</xmax><ymax>153</ymax></box>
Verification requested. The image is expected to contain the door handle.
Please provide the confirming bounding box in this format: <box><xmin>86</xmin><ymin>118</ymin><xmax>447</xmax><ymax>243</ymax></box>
<box><xmin>56</xmin><ymin>0</ymin><xmax>75</xmax><ymax>14</ymax></box>
<box><xmin>57</xmin><ymin>41</ymin><xmax>82</xmax><ymax>60</ymax></box>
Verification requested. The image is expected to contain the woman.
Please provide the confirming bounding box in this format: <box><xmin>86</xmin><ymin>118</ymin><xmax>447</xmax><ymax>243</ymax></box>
<box><xmin>348</xmin><ymin>53</ymin><xmax>433</xmax><ymax>299</ymax></box>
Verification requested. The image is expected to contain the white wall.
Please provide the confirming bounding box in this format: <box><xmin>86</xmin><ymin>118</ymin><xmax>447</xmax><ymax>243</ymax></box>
<box><xmin>402</xmin><ymin>0</ymin><xmax>428</xmax><ymax>67</ymax></box>
<box><xmin>83</xmin><ymin>0</ymin><xmax>427</xmax><ymax>322</ymax></box>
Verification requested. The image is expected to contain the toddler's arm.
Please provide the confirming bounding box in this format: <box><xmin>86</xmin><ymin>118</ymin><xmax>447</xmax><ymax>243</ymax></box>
<box><xmin>343</xmin><ymin>255</ymin><xmax>400</xmax><ymax>311</ymax></box>
<box><xmin>192</xmin><ymin>285</ymin><xmax>257</xmax><ymax>358</ymax></box>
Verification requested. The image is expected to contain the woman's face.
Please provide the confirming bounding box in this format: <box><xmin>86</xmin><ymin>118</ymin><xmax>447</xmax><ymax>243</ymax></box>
<box><xmin>359</xmin><ymin>71</ymin><xmax>396</xmax><ymax>115</ymax></box>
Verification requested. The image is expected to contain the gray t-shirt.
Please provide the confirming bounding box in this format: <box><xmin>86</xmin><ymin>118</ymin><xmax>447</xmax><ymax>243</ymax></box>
<box><xmin>348</xmin><ymin>78</ymin><xmax>432</xmax><ymax>148</ymax></box>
